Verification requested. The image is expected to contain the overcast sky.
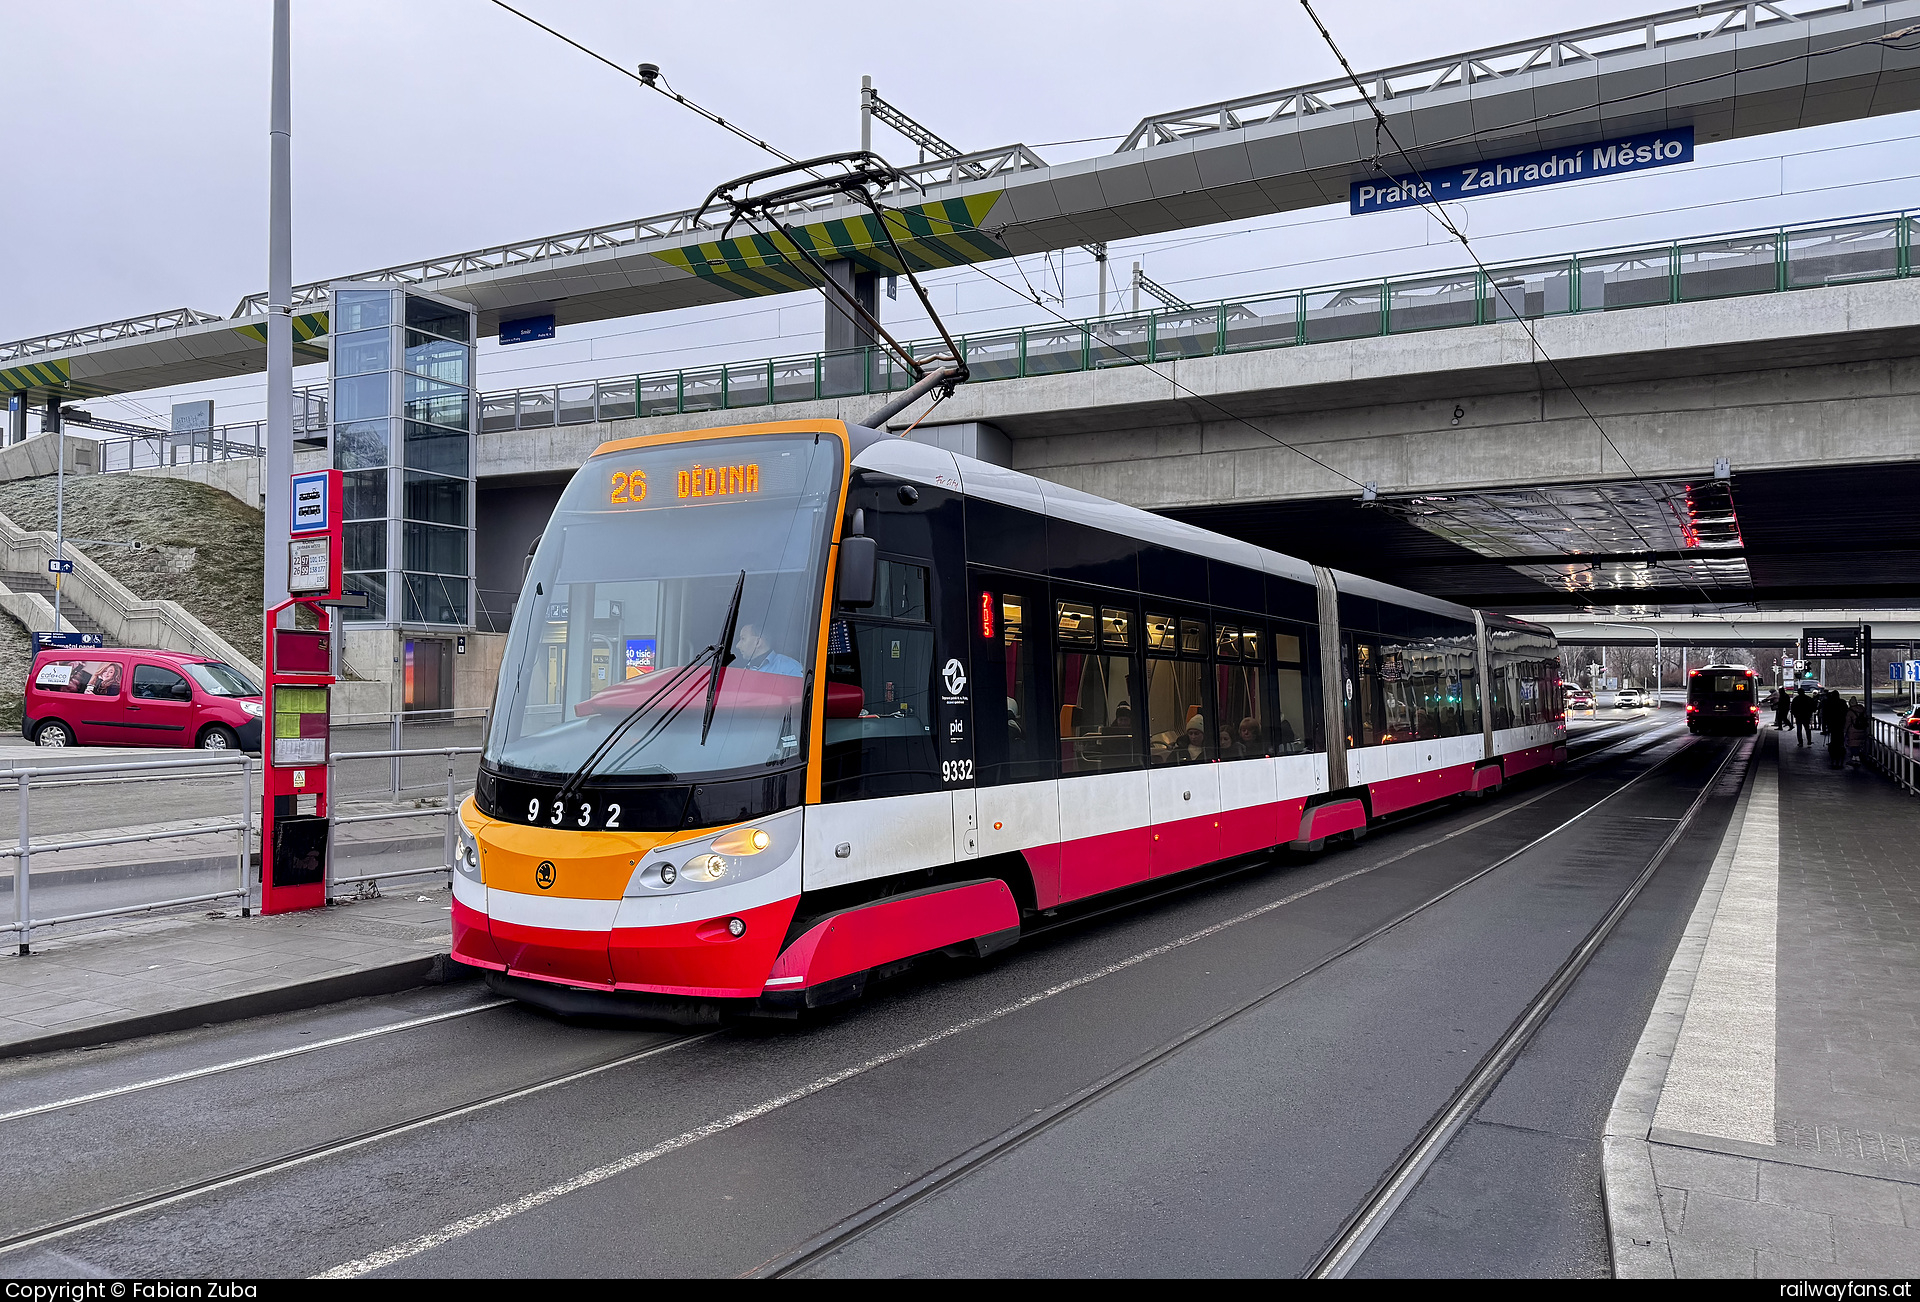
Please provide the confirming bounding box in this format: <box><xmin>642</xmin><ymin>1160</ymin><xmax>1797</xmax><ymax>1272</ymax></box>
<box><xmin>5</xmin><ymin>0</ymin><xmax>1917</xmax><ymax>428</ymax></box>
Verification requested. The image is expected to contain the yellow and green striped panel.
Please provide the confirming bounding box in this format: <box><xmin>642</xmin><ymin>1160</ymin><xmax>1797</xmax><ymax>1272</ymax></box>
<box><xmin>653</xmin><ymin>192</ymin><xmax>1008</xmax><ymax>298</ymax></box>
<box><xmin>0</xmin><ymin>358</ymin><xmax>71</xmax><ymax>394</ymax></box>
<box><xmin>233</xmin><ymin>309</ymin><xmax>330</xmax><ymax>360</ymax></box>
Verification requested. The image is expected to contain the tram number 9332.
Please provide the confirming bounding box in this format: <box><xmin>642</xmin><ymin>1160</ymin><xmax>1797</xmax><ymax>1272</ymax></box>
<box><xmin>527</xmin><ymin>797</ymin><xmax>624</xmax><ymax>830</ymax></box>
<box><xmin>941</xmin><ymin>760</ymin><xmax>974</xmax><ymax>783</ymax></box>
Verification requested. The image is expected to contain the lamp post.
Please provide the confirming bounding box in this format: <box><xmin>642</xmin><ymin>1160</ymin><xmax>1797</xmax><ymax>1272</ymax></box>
<box><xmin>1598</xmin><ymin>622</ymin><xmax>1663</xmax><ymax>709</ymax></box>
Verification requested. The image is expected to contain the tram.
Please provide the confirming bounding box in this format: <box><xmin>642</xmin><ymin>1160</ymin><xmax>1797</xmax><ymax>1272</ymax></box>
<box><xmin>452</xmin><ymin>418</ymin><xmax>1564</xmax><ymax>1021</ymax></box>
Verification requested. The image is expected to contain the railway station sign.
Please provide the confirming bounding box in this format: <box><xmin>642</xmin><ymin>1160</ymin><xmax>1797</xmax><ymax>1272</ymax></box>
<box><xmin>1351</xmin><ymin>127</ymin><xmax>1694</xmax><ymax>215</ymax></box>
<box><xmin>1801</xmin><ymin>626</ymin><xmax>1861</xmax><ymax>658</ymax></box>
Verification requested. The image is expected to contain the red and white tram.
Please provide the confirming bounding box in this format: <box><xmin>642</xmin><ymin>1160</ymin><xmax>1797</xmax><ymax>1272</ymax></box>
<box><xmin>453</xmin><ymin>418</ymin><xmax>1564</xmax><ymax>1020</ymax></box>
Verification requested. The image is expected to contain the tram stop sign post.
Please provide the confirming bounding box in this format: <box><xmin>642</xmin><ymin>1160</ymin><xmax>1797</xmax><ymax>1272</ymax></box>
<box><xmin>261</xmin><ymin>469</ymin><xmax>343</xmax><ymax>915</ymax></box>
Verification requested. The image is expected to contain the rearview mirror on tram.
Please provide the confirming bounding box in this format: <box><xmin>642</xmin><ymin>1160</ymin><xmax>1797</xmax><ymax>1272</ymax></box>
<box><xmin>838</xmin><ymin>534</ymin><xmax>878</xmax><ymax>609</ymax></box>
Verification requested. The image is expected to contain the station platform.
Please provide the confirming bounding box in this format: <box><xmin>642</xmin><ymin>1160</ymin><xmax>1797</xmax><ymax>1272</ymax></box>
<box><xmin>0</xmin><ymin>890</ymin><xmax>461</xmax><ymax>1058</ymax></box>
<box><xmin>1607</xmin><ymin>727</ymin><xmax>1920</xmax><ymax>1278</ymax></box>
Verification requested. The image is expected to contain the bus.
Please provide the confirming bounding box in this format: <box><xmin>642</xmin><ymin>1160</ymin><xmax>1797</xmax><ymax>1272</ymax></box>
<box><xmin>1686</xmin><ymin>664</ymin><xmax>1759</xmax><ymax>735</ymax></box>
<box><xmin>453</xmin><ymin>418</ymin><xmax>1564</xmax><ymax>1023</ymax></box>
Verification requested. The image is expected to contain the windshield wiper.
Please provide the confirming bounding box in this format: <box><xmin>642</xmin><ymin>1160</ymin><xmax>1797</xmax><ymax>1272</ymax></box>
<box><xmin>553</xmin><ymin>646</ymin><xmax>715</xmax><ymax>804</ymax></box>
<box><xmin>701</xmin><ymin>570</ymin><xmax>746</xmax><ymax>745</ymax></box>
<box><xmin>552</xmin><ymin>569</ymin><xmax>746</xmax><ymax>800</ymax></box>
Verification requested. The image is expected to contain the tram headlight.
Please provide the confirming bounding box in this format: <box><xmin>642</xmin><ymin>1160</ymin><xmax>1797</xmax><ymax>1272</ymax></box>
<box><xmin>621</xmin><ymin>810</ymin><xmax>800</xmax><ymax>899</ymax></box>
<box><xmin>710</xmin><ymin>826</ymin><xmax>770</xmax><ymax>855</ymax></box>
<box><xmin>454</xmin><ymin>820</ymin><xmax>481</xmax><ymax>882</ymax></box>
<box><xmin>683</xmin><ymin>853</ymin><xmax>729</xmax><ymax>882</ymax></box>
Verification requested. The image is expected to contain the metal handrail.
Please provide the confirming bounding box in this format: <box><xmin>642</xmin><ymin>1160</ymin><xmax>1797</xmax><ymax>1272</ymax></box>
<box><xmin>1870</xmin><ymin>714</ymin><xmax>1919</xmax><ymax>795</ymax></box>
<box><xmin>7</xmin><ymin>753</ymin><xmax>253</xmax><ymax>951</ymax></box>
<box><xmin>467</xmin><ymin>206</ymin><xmax>1917</xmax><ymax>430</ymax></box>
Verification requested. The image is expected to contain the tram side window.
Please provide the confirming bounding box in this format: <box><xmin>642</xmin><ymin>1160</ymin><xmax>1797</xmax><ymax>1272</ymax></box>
<box><xmin>1350</xmin><ymin>638</ymin><xmax>1386</xmax><ymax>747</ymax></box>
<box><xmin>1146</xmin><ymin>612</ymin><xmax>1210</xmax><ymax>765</ymax></box>
<box><xmin>1271</xmin><ymin>626</ymin><xmax>1315</xmax><ymax>754</ymax></box>
<box><xmin>1055</xmin><ymin>600</ymin><xmax>1141</xmax><ymax>774</ymax></box>
<box><xmin>821</xmin><ymin>562</ymin><xmax>939</xmax><ymax>801</ymax></box>
<box><xmin>1215</xmin><ymin>623</ymin><xmax>1267</xmax><ymax>759</ymax></box>
<box><xmin>983</xmin><ymin>591</ymin><xmax>1050</xmax><ymax>785</ymax></box>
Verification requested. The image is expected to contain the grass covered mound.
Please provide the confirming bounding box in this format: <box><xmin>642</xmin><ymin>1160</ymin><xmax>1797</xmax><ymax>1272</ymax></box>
<box><xmin>0</xmin><ymin>473</ymin><xmax>264</xmax><ymax>666</ymax></box>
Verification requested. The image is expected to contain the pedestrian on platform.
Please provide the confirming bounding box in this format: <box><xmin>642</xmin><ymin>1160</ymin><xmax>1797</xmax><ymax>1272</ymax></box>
<box><xmin>1821</xmin><ymin>689</ymin><xmax>1849</xmax><ymax>768</ymax></box>
<box><xmin>1791</xmin><ymin>688</ymin><xmax>1817</xmax><ymax>746</ymax></box>
<box><xmin>1844</xmin><ymin>698</ymin><xmax>1870</xmax><ymax>768</ymax></box>
<box><xmin>1773</xmin><ymin>688</ymin><xmax>1790</xmax><ymax>730</ymax></box>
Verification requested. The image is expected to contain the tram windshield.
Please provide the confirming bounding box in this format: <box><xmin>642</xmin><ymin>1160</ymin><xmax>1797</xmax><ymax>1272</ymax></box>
<box><xmin>484</xmin><ymin>432</ymin><xmax>841</xmax><ymax>783</ymax></box>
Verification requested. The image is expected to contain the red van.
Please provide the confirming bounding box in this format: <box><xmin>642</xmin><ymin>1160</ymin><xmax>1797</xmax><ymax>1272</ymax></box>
<box><xmin>24</xmin><ymin>648</ymin><xmax>263</xmax><ymax>751</ymax></box>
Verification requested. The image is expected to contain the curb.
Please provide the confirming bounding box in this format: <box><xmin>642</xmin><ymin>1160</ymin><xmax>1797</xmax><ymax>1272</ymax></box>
<box><xmin>1600</xmin><ymin>729</ymin><xmax>1765</xmax><ymax>1278</ymax></box>
<box><xmin>0</xmin><ymin>951</ymin><xmax>475</xmax><ymax>1062</ymax></box>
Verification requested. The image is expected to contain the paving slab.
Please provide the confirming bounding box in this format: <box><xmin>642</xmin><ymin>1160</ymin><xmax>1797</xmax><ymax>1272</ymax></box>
<box><xmin>1606</xmin><ymin>727</ymin><xmax>1920</xmax><ymax>1278</ymax></box>
<box><xmin>0</xmin><ymin>886</ymin><xmax>465</xmax><ymax>1058</ymax></box>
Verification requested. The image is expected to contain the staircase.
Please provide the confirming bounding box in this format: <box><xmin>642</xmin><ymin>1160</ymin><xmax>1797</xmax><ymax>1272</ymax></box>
<box><xmin>0</xmin><ymin>571</ymin><xmax>110</xmax><ymax>642</ymax></box>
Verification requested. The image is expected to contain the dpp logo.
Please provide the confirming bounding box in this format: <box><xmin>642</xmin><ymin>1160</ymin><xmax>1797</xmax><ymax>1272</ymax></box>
<box><xmin>942</xmin><ymin>658</ymin><xmax>968</xmax><ymax>697</ymax></box>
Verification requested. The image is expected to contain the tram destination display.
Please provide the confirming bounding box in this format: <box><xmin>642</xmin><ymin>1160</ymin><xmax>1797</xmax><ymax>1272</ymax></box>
<box><xmin>1801</xmin><ymin>626</ymin><xmax>1861</xmax><ymax>658</ymax></box>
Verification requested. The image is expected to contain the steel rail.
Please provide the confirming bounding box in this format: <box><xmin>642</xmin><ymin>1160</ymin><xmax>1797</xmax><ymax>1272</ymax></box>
<box><xmin>0</xmin><ymin>999</ymin><xmax>514</xmax><ymax>1127</ymax></box>
<box><xmin>752</xmin><ymin>725</ymin><xmax>1706</xmax><ymax>1277</ymax></box>
<box><xmin>1307</xmin><ymin>733</ymin><xmax>1748</xmax><ymax>1277</ymax></box>
<box><xmin>0</xmin><ymin>1032</ymin><xmax>715</xmax><ymax>1260</ymax></box>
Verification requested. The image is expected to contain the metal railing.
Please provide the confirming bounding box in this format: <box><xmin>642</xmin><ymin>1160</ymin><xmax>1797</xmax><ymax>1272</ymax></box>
<box><xmin>475</xmin><ymin>208</ymin><xmax>1918</xmax><ymax>431</ymax></box>
<box><xmin>93</xmin><ymin>387</ymin><xmax>326</xmax><ymax>474</ymax></box>
<box><xmin>1</xmin><ymin>753</ymin><xmax>255</xmax><ymax>954</ymax></box>
<box><xmin>1870</xmin><ymin>715</ymin><xmax>1919</xmax><ymax>795</ymax></box>
<box><xmin>324</xmin><ymin>745</ymin><xmax>481</xmax><ymax>895</ymax></box>
<box><xmin>0</xmin><ymin>742</ymin><xmax>493</xmax><ymax>947</ymax></box>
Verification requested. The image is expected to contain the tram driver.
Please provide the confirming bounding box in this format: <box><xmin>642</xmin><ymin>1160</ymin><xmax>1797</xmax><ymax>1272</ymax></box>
<box><xmin>734</xmin><ymin>621</ymin><xmax>804</xmax><ymax>677</ymax></box>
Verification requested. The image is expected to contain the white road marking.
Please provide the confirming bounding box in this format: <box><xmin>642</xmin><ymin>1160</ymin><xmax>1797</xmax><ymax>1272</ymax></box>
<box><xmin>0</xmin><ymin>1033</ymin><xmax>709</xmax><ymax>1259</ymax></box>
<box><xmin>1653</xmin><ymin>744</ymin><xmax>1780</xmax><ymax>1143</ymax></box>
<box><xmin>320</xmin><ymin>779</ymin><xmax>1577</xmax><ymax>1278</ymax></box>
<box><xmin>0</xmin><ymin>1000</ymin><xmax>512</xmax><ymax>1126</ymax></box>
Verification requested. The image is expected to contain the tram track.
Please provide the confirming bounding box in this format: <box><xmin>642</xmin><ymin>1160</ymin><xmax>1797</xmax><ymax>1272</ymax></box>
<box><xmin>751</xmin><ymin>725</ymin><xmax>1735</xmax><ymax>1279</ymax></box>
<box><xmin>0</xmin><ymin>717</ymin><xmax>1681</xmax><ymax>1274</ymax></box>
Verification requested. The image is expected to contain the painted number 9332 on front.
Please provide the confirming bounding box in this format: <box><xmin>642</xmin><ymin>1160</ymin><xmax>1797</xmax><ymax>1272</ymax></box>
<box><xmin>527</xmin><ymin>797</ymin><xmax>624</xmax><ymax>830</ymax></box>
<box><xmin>941</xmin><ymin>760</ymin><xmax>974</xmax><ymax>783</ymax></box>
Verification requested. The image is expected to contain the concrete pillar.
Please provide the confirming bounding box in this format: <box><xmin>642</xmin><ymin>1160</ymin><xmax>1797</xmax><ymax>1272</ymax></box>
<box><xmin>823</xmin><ymin>259</ymin><xmax>878</xmax><ymax>394</ymax></box>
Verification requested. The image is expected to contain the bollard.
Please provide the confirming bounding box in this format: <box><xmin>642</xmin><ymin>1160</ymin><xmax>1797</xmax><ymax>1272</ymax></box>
<box><xmin>15</xmin><ymin>772</ymin><xmax>29</xmax><ymax>956</ymax></box>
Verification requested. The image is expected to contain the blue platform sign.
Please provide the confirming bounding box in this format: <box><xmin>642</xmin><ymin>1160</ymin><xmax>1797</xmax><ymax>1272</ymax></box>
<box><xmin>499</xmin><ymin>314</ymin><xmax>556</xmax><ymax>346</ymax></box>
<box><xmin>32</xmin><ymin>632</ymin><xmax>103</xmax><ymax>651</ymax></box>
<box><xmin>1351</xmin><ymin>127</ymin><xmax>1694</xmax><ymax>215</ymax></box>
<box><xmin>46</xmin><ymin>558</ymin><xmax>73</xmax><ymax>575</ymax></box>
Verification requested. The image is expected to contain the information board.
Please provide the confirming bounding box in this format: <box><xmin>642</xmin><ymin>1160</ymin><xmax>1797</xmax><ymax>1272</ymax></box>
<box><xmin>1802</xmin><ymin>627</ymin><xmax>1861</xmax><ymax>658</ymax></box>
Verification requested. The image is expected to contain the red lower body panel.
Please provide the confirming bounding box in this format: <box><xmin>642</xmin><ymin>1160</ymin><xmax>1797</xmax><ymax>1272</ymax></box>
<box><xmin>1503</xmin><ymin>742</ymin><xmax>1558</xmax><ymax>777</ymax></box>
<box><xmin>1366</xmin><ymin>760</ymin><xmax>1475</xmax><ymax>818</ymax></box>
<box><xmin>1060</xmin><ymin>825</ymin><xmax>1150</xmax><ymax>903</ymax></box>
<box><xmin>1297</xmin><ymin>798</ymin><xmax>1367</xmax><ymax>844</ymax></box>
<box><xmin>491</xmin><ymin>916</ymin><xmax>615</xmax><ymax>988</ymax></box>
<box><xmin>766</xmin><ymin>880</ymin><xmax>1019</xmax><ymax>990</ymax></box>
<box><xmin>609</xmin><ymin>896</ymin><xmax>799</xmax><ymax>998</ymax></box>
<box><xmin>1150</xmin><ymin>813</ymin><xmax>1221</xmax><ymax>878</ymax></box>
<box><xmin>451</xmin><ymin>898</ymin><xmax>506</xmax><ymax>971</ymax></box>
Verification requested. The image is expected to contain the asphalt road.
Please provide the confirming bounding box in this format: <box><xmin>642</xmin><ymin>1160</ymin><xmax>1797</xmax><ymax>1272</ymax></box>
<box><xmin>0</xmin><ymin>711</ymin><xmax>1741</xmax><ymax>1278</ymax></box>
